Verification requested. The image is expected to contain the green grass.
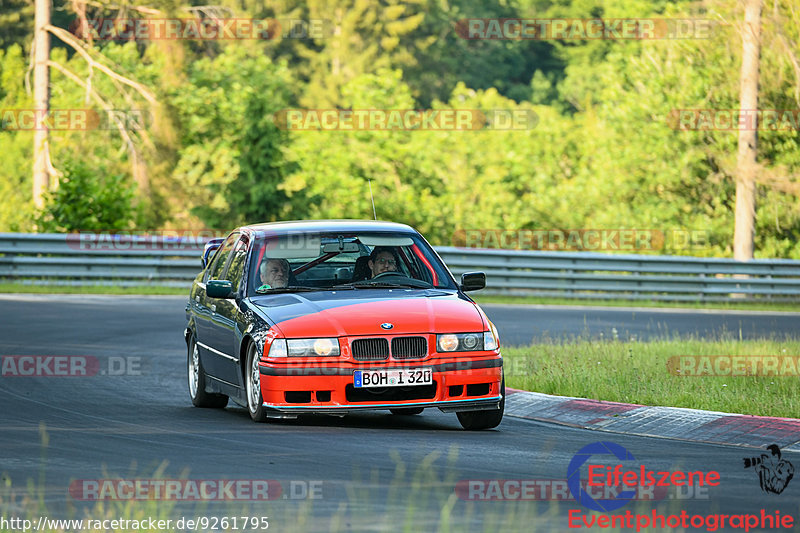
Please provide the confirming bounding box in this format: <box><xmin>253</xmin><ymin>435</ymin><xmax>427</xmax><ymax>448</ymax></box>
<box><xmin>0</xmin><ymin>282</ymin><xmax>188</xmax><ymax>295</ymax></box>
<box><xmin>504</xmin><ymin>338</ymin><xmax>800</xmax><ymax>418</ymax></box>
<box><xmin>1</xmin><ymin>444</ymin><xmax>553</xmax><ymax>533</ymax></box>
<box><xmin>473</xmin><ymin>294</ymin><xmax>800</xmax><ymax>312</ymax></box>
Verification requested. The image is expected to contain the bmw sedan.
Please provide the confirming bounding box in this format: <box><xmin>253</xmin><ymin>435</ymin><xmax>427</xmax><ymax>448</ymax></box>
<box><xmin>184</xmin><ymin>220</ymin><xmax>504</xmax><ymax>430</ymax></box>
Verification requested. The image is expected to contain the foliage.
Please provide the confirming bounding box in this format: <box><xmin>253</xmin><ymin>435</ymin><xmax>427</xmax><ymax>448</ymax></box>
<box><xmin>167</xmin><ymin>45</ymin><xmax>297</xmax><ymax>228</ymax></box>
<box><xmin>35</xmin><ymin>160</ymin><xmax>140</xmax><ymax>232</ymax></box>
<box><xmin>0</xmin><ymin>44</ymin><xmax>34</xmax><ymax>231</ymax></box>
<box><xmin>0</xmin><ymin>0</ymin><xmax>34</xmax><ymax>50</ymax></box>
<box><xmin>1</xmin><ymin>0</ymin><xmax>798</xmax><ymax>259</ymax></box>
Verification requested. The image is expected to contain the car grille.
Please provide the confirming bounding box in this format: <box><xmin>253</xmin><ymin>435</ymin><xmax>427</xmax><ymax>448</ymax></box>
<box><xmin>351</xmin><ymin>338</ymin><xmax>390</xmax><ymax>361</ymax></box>
<box><xmin>351</xmin><ymin>336</ymin><xmax>429</xmax><ymax>361</ymax></box>
<box><xmin>391</xmin><ymin>336</ymin><xmax>427</xmax><ymax>359</ymax></box>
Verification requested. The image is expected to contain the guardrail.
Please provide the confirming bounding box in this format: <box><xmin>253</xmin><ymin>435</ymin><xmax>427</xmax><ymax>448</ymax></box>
<box><xmin>438</xmin><ymin>247</ymin><xmax>800</xmax><ymax>301</ymax></box>
<box><xmin>1</xmin><ymin>233</ymin><xmax>799</xmax><ymax>301</ymax></box>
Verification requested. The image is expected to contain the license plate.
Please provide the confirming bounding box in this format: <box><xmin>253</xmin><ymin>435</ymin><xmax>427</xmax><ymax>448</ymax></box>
<box><xmin>353</xmin><ymin>368</ymin><xmax>433</xmax><ymax>388</ymax></box>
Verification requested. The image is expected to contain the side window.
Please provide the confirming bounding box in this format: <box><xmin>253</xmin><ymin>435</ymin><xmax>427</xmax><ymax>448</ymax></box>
<box><xmin>225</xmin><ymin>237</ymin><xmax>249</xmax><ymax>292</ymax></box>
<box><xmin>205</xmin><ymin>233</ymin><xmax>238</xmax><ymax>282</ymax></box>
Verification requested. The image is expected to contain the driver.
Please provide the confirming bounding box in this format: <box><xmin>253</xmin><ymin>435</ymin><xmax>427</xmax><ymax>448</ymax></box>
<box><xmin>368</xmin><ymin>247</ymin><xmax>398</xmax><ymax>278</ymax></box>
<box><xmin>259</xmin><ymin>258</ymin><xmax>290</xmax><ymax>289</ymax></box>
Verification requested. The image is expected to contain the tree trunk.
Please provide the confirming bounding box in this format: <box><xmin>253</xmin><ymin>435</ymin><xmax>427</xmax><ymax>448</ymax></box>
<box><xmin>32</xmin><ymin>0</ymin><xmax>51</xmax><ymax>211</ymax></box>
<box><xmin>733</xmin><ymin>0</ymin><xmax>762</xmax><ymax>260</ymax></box>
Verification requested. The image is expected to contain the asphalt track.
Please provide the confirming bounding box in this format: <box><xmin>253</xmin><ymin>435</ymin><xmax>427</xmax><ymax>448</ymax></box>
<box><xmin>481</xmin><ymin>303</ymin><xmax>800</xmax><ymax>344</ymax></box>
<box><xmin>1</xmin><ymin>294</ymin><xmax>799</xmax><ymax>532</ymax></box>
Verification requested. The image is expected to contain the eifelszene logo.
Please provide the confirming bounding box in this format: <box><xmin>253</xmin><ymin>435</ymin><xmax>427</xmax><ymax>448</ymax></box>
<box><xmin>567</xmin><ymin>441</ymin><xmax>721</xmax><ymax>512</ymax></box>
<box><xmin>567</xmin><ymin>441</ymin><xmax>637</xmax><ymax>511</ymax></box>
<box><xmin>567</xmin><ymin>441</ymin><xmax>797</xmax><ymax>531</ymax></box>
<box><xmin>743</xmin><ymin>444</ymin><xmax>794</xmax><ymax>494</ymax></box>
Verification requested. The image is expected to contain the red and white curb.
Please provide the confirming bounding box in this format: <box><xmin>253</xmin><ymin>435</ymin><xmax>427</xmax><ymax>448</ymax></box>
<box><xmin>505</xmin><ymin>388</ymin><xmax>800</xmax><ymax>451</ymax></box>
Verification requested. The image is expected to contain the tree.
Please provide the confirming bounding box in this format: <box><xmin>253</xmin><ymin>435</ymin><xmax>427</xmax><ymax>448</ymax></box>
<box><xmin>32</xmin><ymin>0</ymin><xmax>50</xmax><ymax>210</ymax></box>
<box><xmin>299</xmin><ymin>0</ymin><xmax>425</xmax><ymax>107</ymax></box>
<box><xmin>35</xmin><ymin>159</ymin><xmax>140</xmax><ymax>232</ymax></box>
<box><xmin>232</xmin><ymin>90</ymin><xmax>306</xmax><ymax>224</ymax></box>
<box><xmin>27</xmin><ymin>0</ymin><xmax>160</xmax><ymax>214</ymax></box>
<box><xmin>733</xmin><ymin>0</ymin><xmax>762</xmax><ymax>261</ymax></box>
<box><xmin>169</xmin><ymin>46</ymin><xmax>297</xmax><ymax>228</ymax></box>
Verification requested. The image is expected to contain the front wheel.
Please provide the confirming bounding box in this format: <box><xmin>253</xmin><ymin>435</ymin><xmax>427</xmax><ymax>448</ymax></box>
<box><xmin>456</xmin><ymin>378</ymin><xmax>504</xmax><ymax>430</ymax></box>
<box><xmin>246</xmin><ymin>342</ymin><xmax>268</xmax><ymax>422</ymax></box>
<box><xmin>188</xmin><ymin>336</ymin><xmax>228</xmax><ymax>408</ymax></box>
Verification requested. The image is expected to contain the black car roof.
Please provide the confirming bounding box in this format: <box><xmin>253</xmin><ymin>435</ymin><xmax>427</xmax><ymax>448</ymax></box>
<box><xmin>242</xmin><ymin>219</ymin><xmax>417</xmax><ymax>238</ymax></box>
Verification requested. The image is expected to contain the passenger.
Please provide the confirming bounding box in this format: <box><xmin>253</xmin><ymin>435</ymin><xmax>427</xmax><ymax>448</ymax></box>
<box><xmin>259</xmin><ymin>258</ymin><xmax>290</xmax><ymax>289</ymax></box>
<box><xmin>368</xmin><ymin>247</ymin><xmax>398</xmax><ymax>278</ymax></box>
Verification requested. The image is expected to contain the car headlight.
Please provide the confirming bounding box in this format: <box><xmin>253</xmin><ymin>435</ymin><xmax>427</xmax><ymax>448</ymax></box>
<box><xmin>437</xmin><ymin>333</ymin><xmax>484</xmax><ymax>352</ymax></box>
<box><xmin>267</xmin><ymin>338</ymin><xmax>288</xmax><ymax>358</ymax></box>
<box><xmin>483</xmin><ymin>330</ymin><xmax>498</xmax><ymax>351</ymax></box>
<box><xmin>287</xmin><ymin>338</ymin><xmax>340</xmax><ymax>357</ymax></box>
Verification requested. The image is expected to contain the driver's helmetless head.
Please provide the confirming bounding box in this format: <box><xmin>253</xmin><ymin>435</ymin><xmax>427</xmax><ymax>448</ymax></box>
<box><xmin>368</xmin><ymin>247</ymin><xmax>397</xmax><ymax>277</ymax></box>
<box><xmin>260</xmin><ymin>258</ymin><xmax>290</xmax><ymax>288</ymax></box>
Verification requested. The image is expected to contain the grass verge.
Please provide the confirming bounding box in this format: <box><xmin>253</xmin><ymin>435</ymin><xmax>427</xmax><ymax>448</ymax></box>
<box><xmin>1</xmin><ymin>446</ymin><xmax>553</xmax><ymax>533</ymax></box>
<box><xmin>504</xmin><ymin>338</ymin><xmax>800</xmax><ymax>418</ymax></box>
<box><xmin>0</xmin><ymin>283</ymin><xmax>187</xmax><ymax>296</ymax></box>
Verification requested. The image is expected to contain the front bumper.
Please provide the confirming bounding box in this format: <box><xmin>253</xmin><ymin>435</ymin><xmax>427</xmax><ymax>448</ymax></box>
<box><xmin>258</xmin><ymin>356</ymin><xmax>502</xmax><ymax>415</ymax></box>
<box><xmin>261</xmin><ymin>397</ymin><xmax>502</xmax><ymax>417</ymax></box>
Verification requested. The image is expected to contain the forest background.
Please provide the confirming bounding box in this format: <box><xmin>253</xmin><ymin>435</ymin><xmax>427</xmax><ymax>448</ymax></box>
<box><xmin>1</xmin><ymin>0</ymin><xmax>798</xmax><ymax>258</ymax></box>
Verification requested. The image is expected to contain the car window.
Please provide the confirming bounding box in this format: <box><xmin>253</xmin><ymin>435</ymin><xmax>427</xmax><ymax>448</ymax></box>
<box><xmin>205</xmin><ymin>233</ymin><xmax>238</xmax><ymax>282</ymax></box>
<box><xmin>248</xmin><ymin>232</ymin><xmax>457</xmax><ymax>293</ymax></box>
<box><xmin>225</xmin><ymin>236</ymin><xmax>249</xmax><ymax>292</ymax></box>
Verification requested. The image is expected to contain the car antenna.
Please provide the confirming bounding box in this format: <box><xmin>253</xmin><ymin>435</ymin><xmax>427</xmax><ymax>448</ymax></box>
<box><xmin>368</xmin><ymin>179</ymin><xmax>377</xmax><ymax>220</ymax></box>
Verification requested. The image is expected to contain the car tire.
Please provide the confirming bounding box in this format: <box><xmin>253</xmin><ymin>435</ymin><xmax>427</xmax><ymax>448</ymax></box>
<box><xmin>390</xmin><ymin>407</ymin><xmax>424</xmax><ymax>416</ymax></box>
<box><xmin>188</xmin><ymin>335</ymin><xmax>228</xmax><ymax>408</ymax></box>
<box><xmin>456</xmin><ymin>378</ymin><xmax>504</xmax><ymax>430</ymax></box>
<box><xmin>246</xmin><ymin>342</ymin><xmax>269</xmax><ymax>423</ymax></box>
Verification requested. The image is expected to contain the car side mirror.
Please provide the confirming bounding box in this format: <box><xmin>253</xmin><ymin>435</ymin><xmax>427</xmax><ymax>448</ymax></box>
<box><xmin>206</xmin><ymin>279</ymin><xmax>234</xmax><ymax>299</ymax></box>
<box><xmin>460</xmin><ymin>271</ymin><xmax>486</xmax><ymax>292</ymax></box>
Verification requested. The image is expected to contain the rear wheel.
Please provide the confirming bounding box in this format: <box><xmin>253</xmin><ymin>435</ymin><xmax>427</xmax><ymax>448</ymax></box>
<box><xmin>456</xmin><ymin>378</ymin><xmax>504</xmax><ymax>430</ymax></box>
<box><xmin>390</xmin><ymin>407</ymin><xmax>424</xmax><ymax>416</ymax></box>
<box><xmin>188</xmin><ymin>336</ymin><xmax>228</xmax><ymax>408</ymax></box>
<box><xmin>246</xmin><ymin>342</ymin><xmax>268</xmax><ymax>422</ymax></box>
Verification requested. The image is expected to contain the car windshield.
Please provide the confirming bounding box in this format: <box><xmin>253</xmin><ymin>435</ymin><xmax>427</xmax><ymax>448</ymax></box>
<box><xmin>248</xmin><ymin>231</ymin><xmax>457</xmax><ymax>294</ymax></box>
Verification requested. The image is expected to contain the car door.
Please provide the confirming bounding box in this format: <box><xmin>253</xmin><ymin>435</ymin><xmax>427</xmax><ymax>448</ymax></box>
<box><xmin>206</xmin><ymin>234</ymin><xmax>250</xmax><ymax>386</ymax></box>
<box><xmin>195</xmin><ymin>232</ymin><xmax>238</xmax><ymax>380</ymax></box>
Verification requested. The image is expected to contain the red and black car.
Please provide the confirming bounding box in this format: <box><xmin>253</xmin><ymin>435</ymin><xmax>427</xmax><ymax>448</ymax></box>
<box><xmin>185</xmin><ymin>220</ymin><xmax>504</xmax><ymax>430</ymax></box>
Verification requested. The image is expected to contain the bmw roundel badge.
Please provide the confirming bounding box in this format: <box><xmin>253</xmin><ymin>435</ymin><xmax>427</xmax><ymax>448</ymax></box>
<box><xmin>380</xmin><ymin>323</ymin><xmax>394</xmax><ymax>330</ymax></box>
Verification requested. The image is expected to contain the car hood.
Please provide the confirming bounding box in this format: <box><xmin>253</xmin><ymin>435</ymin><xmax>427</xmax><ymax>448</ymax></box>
<box><xmin>250</xmin><ymin>290</ymin><xmax>486</xmax><ymax>337</ymax></box>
